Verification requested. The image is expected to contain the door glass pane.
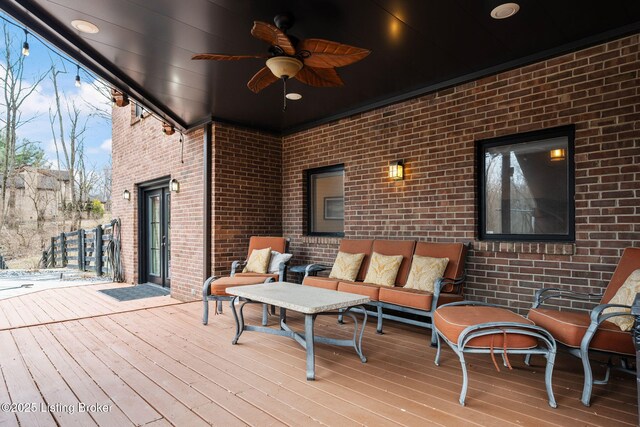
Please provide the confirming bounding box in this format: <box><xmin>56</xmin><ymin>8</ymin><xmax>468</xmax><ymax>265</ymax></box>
<box><xmin>166</xmin><ymin>193</ymin><xmax>171</xmax><ymax>279</ymax></box>
<box><xmin>149</xmin><ymin>195</ymin><xmax>161</xmax><ymax>276</ymax></box>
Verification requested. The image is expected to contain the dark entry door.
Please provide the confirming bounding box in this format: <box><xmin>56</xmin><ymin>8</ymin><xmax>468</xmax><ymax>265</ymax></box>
<box><xmin>143</xmin><ymin>188</ymin><xmax>171</xmax><ymax>287</ymax></box>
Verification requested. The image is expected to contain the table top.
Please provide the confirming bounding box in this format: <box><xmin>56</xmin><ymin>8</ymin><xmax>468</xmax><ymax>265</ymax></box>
<box><xmin>226</xmin><ymin>282</ymin><xmax>370</xmax><ymax>314</ymax></box>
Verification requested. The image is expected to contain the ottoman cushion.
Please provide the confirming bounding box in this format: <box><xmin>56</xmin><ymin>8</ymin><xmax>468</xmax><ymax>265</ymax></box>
<box><xmin>435</xmin><ymin>306</ymin><xmax>537</xmax><ymax>349</ymax></box>
<box><xmin>210</xmin><ymin>276</ymin><xmax>271</xmax><ymax>296</ymax></box>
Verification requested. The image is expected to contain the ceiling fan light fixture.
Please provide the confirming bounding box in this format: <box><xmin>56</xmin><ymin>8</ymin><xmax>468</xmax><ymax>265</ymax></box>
<box><xmin>490</xmin><ymin>2</ymin><xmax>520</xmax><ymax>19</ymax></box>
<box><xmin>266</xmin><ymin>56</ymin><xmax>303</xmax><ymax>79</ymax></box>
<box><xmin>285</xmin><ymin>92</ymin><xmax>302</xmax><ymax>101</ymax></box>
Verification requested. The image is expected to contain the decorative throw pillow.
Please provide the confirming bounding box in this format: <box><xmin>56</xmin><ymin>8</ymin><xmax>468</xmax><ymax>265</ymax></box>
<box><xmin>242</xmin><ymin>247</ymin><xmax>272</xmax><ymax>274</ymax></box>
<box><xmin>603</xmin><ymin>269</ymin><xmax>640</xmax><ymax>331</ymax></box>
<box><xmin>363</xmin><ymin>252</ymin><xmax>404</xmax><ymax>287</ymax></box>
<box><xmin>268</xmin><ymin>250</ymin><xmax>293</xmax><ymax>274</ymax></box>
<box><xmin>404</xmin><ymin>255</ymin><xmax>449</xmax><ymax>293</ymax></box>
<box><xmin>329</xmin><ymin>251</ymin><xmax>366</xmax><ymax>282</ymax></box>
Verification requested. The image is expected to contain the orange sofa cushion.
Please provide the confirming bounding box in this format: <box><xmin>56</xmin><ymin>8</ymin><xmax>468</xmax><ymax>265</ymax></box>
<box><xmin>371</xmin><ymin>240</ymin><xmax>416</xmax><ymax>285</ymax></box>
<box><xmin>414</xmin><ymin>242</ymin><xmax>466</xmax><ymax>280</ymax></box>
<box><xmin>337</xmin><ymin>281</ymin><xmax>381</xmax><ymax>301</ymax></box>
<box><xmin>303</xmin><ymin>276</ymin><xmax>339</xmax><ymax>290</ymax></box>
<box><xmin>338</xmin><ymin>239</ymin><xmax>374</xmax><ymax>281</ymax></box>
<box><xmin>435</xmin><ymin>306</ymin><xmax>537</xmax><ymax>349</ymax></box>
<box><xmin>209</xmin><ymin>276</ymin><xmax>272</xmax><ymax>296</ymax></box>
<box><xmin>379</xmin><ymin>287</ymin><xmax>463</xmax><ymax>311</ymax></box>
<box><xmin>528</xmin><ymin>307</ymin><xmax>634</xmax><ymax>355</ymax></box>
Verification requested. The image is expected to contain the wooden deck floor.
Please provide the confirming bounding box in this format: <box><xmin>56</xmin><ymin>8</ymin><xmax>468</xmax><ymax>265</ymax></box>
<box><xmin>0</xmin><ymin>285</ymin><xmax>636</xmax><ymax>426</ymax></box>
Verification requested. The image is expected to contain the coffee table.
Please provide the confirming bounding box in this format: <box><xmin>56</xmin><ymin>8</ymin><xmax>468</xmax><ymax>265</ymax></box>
<box><xmin>226</xmin><ymin>282</ymin><xmax>370</xmax><ymax>380</ymax></box>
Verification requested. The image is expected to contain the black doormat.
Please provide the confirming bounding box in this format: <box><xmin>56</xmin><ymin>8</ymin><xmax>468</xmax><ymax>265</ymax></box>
<box><xmin>99</xmin><ymin>284</ymin><xmax>170</xmax><ymax>301</ymax></box>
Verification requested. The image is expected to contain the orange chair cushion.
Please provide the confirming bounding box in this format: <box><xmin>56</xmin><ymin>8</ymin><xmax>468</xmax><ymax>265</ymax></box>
<box><xmin>247</xmin><ymin>236</ymin><xmax>287</xmax><ymax>257</ymax></box>
<box><xmin>434</xmin><ymin>306</ymin><xmax>537</xmax><ymax>349</ymax></box>
<box><xmin>302</xmin><ymin>276</ymin><xmax>339</xmax><ymax>290</ymax></box>
<box><xmin>209</xmin><ymin>276</ymin><xmax>272</xmax><ymax>296</ymax></box>
<box><xmin>337</xmin><ymin>281</ymin><xmax>381</xmax><ymax>301</ymax></box>
<box><xmin>338</xmin><ymin>240</ymin><xmax>374</xmax><ymax>281</ymax></box>
<box><xmin>233</xmin><ymin>272</ymin><xmax>279</xmax><ymax>280</ymax></box>
<box><xmin>528</xmin><ymin>307</ymin><xmax>634</xmax><ymax>355</ymax></box>
<box><xmin>601</xmin><ymin>247</ymin><xmax>640</xmax><ymax>304</ymax></box>
<box><xmin>371</xmin><ymin>240</ymin><xmax>416</xmax><ymax>285</ymax></box>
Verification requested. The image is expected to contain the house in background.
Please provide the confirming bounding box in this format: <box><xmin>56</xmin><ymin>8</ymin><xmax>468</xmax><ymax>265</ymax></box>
<box><xmin>5</xmin><ymin>1</ymin><xmax>639</xmax><ymax>306</ymax></box>
<box><xmin>6</xmin><ymin>167</ymin><xmax>71</xmax><ymax>222</ymax></box>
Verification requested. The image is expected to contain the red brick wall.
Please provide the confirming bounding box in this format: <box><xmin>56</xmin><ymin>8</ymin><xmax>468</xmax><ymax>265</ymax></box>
<box><xmin>282</xmin><ymin>34</ymin><xmax>640</xmax><ymax>312</ymax></box>
<box><xmin>212</xmin><ymin>124</ymin><xmax>282</xmax><ymax>276</ymax></box>
<box><xmin>112</xmin><ymin>107</ymin><xmax>205</xmax><ymax>301</ymax></box>
<box><xmin>112</xmin><ymin>112</ymin><xmax>282</xmax><ymax>300</ymax></box>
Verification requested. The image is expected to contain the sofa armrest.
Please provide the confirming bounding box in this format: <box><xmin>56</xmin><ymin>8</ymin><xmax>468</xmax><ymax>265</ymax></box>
<box><xmin>230</xmin><ymin>260</ymin><xmax>247</xmax><ymax>276</ymax></box>
<box><xmin>431</xmin><ymin>272</ymin><xmax>466</xmax><ymax>313</ymax></box>
<box><xmin>532</xmin><ymin>287</ymin><xmax>603</xmax><ymax>309</ymax></box>
<box><xmin>288</xmin><ymin>263</ymin><xmax>331</xmax><ymax>278</ymax></box>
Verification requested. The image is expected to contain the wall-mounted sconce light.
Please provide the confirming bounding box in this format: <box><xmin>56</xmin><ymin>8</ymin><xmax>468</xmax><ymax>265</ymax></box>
<box><xmin>122</xmin><ymin>189</ymin><xmax>131</xmax><ymax>200</ymax></box>
<box><xmin>162</xmin><ymin>122</ymin><xmax>175</xmax><ymax>135</ymax></box>
<box><xmin>111</xmin><ymin>89</ymin><xmax>129</xmax><ymax>107</ymax></box>
<box><xmin>388</xmin><ymin>160</ymin><xmax>404</xmax><ymax>180</ymax></box>
<box><xmin>549</xmin><ymin>148</ymin><xmax>566</xmax><ymax>161</ymax></box>
<box><xmin>169</xmin><ymin>178</ymin><xmax>179</xmax><ymax>193</ymax></box>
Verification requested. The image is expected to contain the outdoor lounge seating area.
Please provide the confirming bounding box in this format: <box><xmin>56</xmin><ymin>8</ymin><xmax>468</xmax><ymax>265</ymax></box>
<box><xmin>2</xmin><ymin>1</ymin><xmax>639</xmax><ymax>425</ymax></box>
<box><xmin>0</xmin><ymin>284</ymin><xmax>638</xmax><ymax>426</ymax></box>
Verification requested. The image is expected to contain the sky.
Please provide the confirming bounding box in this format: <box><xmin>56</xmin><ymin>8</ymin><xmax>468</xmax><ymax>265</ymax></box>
<box><xmin>0</xmin><ymin>13</ymin><xmax>112</xmax><ymax>171</ymax></box>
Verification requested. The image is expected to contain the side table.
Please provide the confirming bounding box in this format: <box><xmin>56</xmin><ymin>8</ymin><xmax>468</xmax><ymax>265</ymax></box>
<box><xmin>631</xmin><ymin>293</ymin><xmax>640</xmax><ymax>422</ymax></box>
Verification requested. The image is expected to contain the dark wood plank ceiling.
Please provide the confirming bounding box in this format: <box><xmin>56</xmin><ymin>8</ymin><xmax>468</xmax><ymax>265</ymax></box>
<box><xmin>3</xmin><ymin>0</ymin><xmax>640</xmax><ymax>134</ymax></box>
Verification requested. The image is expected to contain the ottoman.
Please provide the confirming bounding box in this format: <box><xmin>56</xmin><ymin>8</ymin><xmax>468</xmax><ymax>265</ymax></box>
<box><xmin>202</xmin><ymin>275</ymin><xmax>274</xmax><ymax>325</ymax></box>
<box><xmin>434</xmin><ymin>301</ymin><xmax>557</xmax><ymax>407</ymax></box>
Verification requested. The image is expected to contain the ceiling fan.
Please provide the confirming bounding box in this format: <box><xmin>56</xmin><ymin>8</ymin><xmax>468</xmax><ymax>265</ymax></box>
<box><xmin>192</xmin><ymin>14</ymin><xmax>370</xmax><ymax>109</ymax></box>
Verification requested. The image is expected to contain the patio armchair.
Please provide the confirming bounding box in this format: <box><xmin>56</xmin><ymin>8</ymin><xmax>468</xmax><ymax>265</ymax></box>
<box><xmin>202</xmin><ymin>236</ymin><xmax>291</xmax><ymax>325</ymax></box>
<box><xmin>528</xmin><ymin>247</ymin><xmax>640</xmax><ymax>406</ymax></box>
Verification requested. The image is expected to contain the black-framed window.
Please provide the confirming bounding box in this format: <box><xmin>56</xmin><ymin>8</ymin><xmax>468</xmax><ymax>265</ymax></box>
<box><xmin>306</xmin><ymin>164</ymin><xmax>345</xmax><ymax>236</ymax></box>
<box><xmin>477</xmin><ymin>125</ymin><xmax>575</xmax><ymax>242</ymax></box>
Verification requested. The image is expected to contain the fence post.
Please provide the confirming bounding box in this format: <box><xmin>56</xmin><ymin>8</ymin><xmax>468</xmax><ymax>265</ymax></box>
<box><xmin>78</xmin><ymin>229</ymin><xmax>85</xmax><ymax>271</ymax></box>
<box><xmin>95</xmin><ymin>226</ymin><xmax>103</xmax><ymax>276</ymax></box>
<box><xmin>51</xmin><ymin>236</ymin><xmax>56</xmax><ymax>267</ymax></box>
<box><xmin>59</xmin><ymin>232</ymin><xmax>67</xmax><ymax>267</ymax></box>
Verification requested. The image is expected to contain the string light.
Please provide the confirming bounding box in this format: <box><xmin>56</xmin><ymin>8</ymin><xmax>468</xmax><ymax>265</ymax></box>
<box><xmin>21</xmin><ymin>29</ymin><xmax>29</xmax><ymax>56</ymax></box>
<box><xmin>74</xmin><ymin>64</ymin><xmax>81</xmax><ymax>87</ymax></box>
<box><xmin>1</xmin><ymin>13</ymin><xmax>185</xmax><ymax>138</ymax></box>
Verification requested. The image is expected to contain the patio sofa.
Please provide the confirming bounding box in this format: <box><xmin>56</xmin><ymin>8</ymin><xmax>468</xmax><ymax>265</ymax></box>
<box><xmin>302</xmin><ymin>239</ymin><xmax>469</xmax><ymax>344</ymax></box>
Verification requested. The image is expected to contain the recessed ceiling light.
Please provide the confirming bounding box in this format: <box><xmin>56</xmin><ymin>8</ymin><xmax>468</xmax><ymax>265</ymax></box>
<box><xmin>285</xmin><ymin>93</ymin><xmax>302</xmax><ymax>101</ymax></box>
<box><xmin>490</xmin><ymin>2</ymin><xmax>520</xmax><ymax>19</ymax></box>
<box><xmin>71</xmin><ymin>19</ymin><xmax>99</xmax><ymax>34</ymax></box>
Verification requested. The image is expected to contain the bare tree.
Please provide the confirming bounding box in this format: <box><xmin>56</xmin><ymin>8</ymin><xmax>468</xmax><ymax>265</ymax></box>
<box><xmin>49</xmin><ymin>64</ymin><xmax>89</xmax><ymax>230</ymax></box>
<box><xmin>0</xmin><ymin>23</ymin><xmax>49</xmax><ymax>228</ymax></box>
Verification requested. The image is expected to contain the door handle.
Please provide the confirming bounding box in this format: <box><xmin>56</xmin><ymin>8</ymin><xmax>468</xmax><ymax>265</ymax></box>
<box><xmin>161</xmin><ymin>235</ymin><xmax>166</xmax><ymax>247</ymax></box>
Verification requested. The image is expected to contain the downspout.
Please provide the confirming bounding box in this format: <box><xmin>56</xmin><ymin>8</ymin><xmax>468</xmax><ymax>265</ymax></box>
<box><xmin>203</xmin><ymin>123</ymin><xmax>212</xmax><ymax>280</ymax></box>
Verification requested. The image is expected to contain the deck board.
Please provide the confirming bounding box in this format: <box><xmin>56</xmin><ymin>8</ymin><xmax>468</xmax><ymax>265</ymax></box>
<box><xmin>0</xmin><ymin>285</ymin><xmax>636</xmax><ymax>426</ymax></box>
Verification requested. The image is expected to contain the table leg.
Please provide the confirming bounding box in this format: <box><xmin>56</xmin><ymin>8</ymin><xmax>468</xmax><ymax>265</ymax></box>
<box><xmin>279</xmin><ymin>307</ymin><xmax>287</xmax><ymax>330</ymax></box>
<box><xmin>305</xmin><ymin>314</ymin><xmax>316</xmax><ymax>380</ymax></box>
<box><xmin>231</xmin><ymin>296</ymin><xmax>245</xmax><ymax>345</ymax></box>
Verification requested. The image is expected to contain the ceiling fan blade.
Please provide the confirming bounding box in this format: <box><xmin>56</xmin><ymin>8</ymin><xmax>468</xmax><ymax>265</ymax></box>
<box><xmin>294</xmin><ymin>66</ymin><xmax>344</xmax><ymax>87</ymax></box>
<box><xmin>251</xmin><ymin>21</ymin><xmax>296</xmax><ymax>55</ymax></box>
<box><xmin>192</xmin><ymin>53</ymin><xmax>267</xmax><ymax>61</ymax></box>
<box><xmin>297</xmin><ymin>39</ymin><xmax>370</xmax><ymax>68</ymax></box>
<box><xmin>247</xmin><ymin>66</ymin><xmax>279</xmax><ymax>93</ymax></box>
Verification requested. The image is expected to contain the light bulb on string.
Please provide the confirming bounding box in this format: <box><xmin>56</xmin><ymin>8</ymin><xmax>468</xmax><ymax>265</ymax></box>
<box><xmin>22</xmin><ymin>29</ymin><xmax>29</xmax><ymax>56</ymax></box>
<box><xmin>74</xmin><ymin>64</ymin><xmax>81</xmax><ymax>87</ymax></box>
